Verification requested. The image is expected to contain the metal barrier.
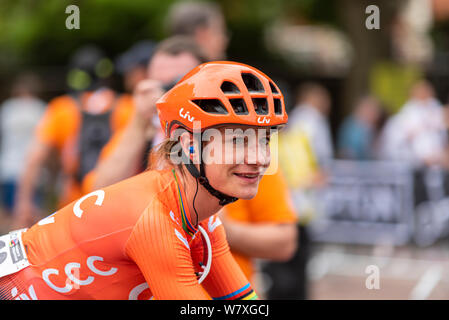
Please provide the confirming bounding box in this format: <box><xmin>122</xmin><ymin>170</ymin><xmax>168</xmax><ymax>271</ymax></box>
<box><xmin>306</xmin><ymin>160</ymin><xmax>446</xmax><ymax>246</ymax></box>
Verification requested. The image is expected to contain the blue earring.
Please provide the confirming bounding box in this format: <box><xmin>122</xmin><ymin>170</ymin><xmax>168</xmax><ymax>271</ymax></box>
<box><xmin>189</xmin><ymin>146</ymin><xmax>194</xmax><ymax>154</ymax></box>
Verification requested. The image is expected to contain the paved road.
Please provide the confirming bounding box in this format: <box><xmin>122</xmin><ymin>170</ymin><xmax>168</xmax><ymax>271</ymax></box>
<box><xmin>307</xmin><ymin>242</ymin><xmax>449</xmax><ymax>300</ymax></box>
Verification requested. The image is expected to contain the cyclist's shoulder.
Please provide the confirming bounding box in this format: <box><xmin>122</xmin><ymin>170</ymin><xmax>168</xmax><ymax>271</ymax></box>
<box><xmin>137</xmin><ymin>170</ymin><xmax>180</xmax><ymax>211</ymax></box>
<box><xmin>91</xmin><ymin>170</ymin><xmax>170</xmax><ymax>212</ymax></box>
<box><xmin>104</xmin><ymin>169</ymin><xmax>177</xmax><ymax>218</ymax></box>
<box><xmin>124</xmin><ymin>177</ymin><xmax>181</xmax><ymax>251</ymax></box>
<box><xmin>42</xmin><ymin>170</ymin><xmax>174</xmax><ymax>230</ymax></box>
<box><xmin>125</xmin><ymin>168</ymin><xmax>176</xmax><ymax>194</ymax></box>
<box><xmin>126</xmin><ymin>170</ymin><xmax>191</xmax><ymax>232</ymax></box>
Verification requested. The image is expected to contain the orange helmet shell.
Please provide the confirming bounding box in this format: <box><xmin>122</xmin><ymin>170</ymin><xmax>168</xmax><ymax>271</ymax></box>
<box><xmin>156</xmin><ymin>61</ymin><xmax>288</xmax><ymax>137</ymax></box>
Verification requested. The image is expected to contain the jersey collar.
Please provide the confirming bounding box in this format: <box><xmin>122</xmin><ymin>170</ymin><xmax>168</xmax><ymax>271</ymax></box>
<box><xmin>172</xmin><ymin>169</ymin><xmax>198</xmax><ymax>237</ymax></box>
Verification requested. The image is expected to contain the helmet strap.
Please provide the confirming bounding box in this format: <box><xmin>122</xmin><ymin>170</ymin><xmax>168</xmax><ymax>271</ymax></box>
<box><xmin>183</xmin><ymin>139</ymin><xmax>238</xmax><ymax>206</ymax></box>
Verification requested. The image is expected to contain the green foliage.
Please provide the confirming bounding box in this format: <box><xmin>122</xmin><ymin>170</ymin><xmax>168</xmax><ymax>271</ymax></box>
<box><xmin>0</xmin><ymin>0</ymin><xmax>339</xmax><ymax>78</ymax></box>
<box><xmin>0</xmin><ymin>0</ymin><xmax>177</xmax><ymax>68</ymax></box>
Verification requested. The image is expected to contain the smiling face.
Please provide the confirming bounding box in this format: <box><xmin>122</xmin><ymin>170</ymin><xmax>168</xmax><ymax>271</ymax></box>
<box><xmin>198</xmin><ymin>125</ymin><xmax>273</xmax><ymax>200</ymax></box>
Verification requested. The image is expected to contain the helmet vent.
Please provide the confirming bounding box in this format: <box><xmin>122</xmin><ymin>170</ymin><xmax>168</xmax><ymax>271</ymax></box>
<box><xmin>242</xmin><ymin>73</ymin><xmax>265</xmax><ymax>93</ymax></box>
<box><xmin>229</xmin><ymin>98</ymin><xmax>248</xmax><ymax>115</ymax></box>
<box><xmin>274</xmin><ymin>98</ymin><xmax>283</xmax><ymax>114</ymax></box>
<box><xmin>269</xmin><ymin>81</ymin><xmax>279</xmax><ymax>94</ymax></box>
<box><xmin>252</xmin><ymin>98</ymin><xmax>269</xmax><ymax>115</ymax></box>
<box><xmin>221</xmin><ymin>81</ymin><xmax>241</xmax><ymax>94</ymax></box>
<box><xmin>191</xmin><ymin>99</ymin><xmax>228</xmax><ymax>115</ymax></box>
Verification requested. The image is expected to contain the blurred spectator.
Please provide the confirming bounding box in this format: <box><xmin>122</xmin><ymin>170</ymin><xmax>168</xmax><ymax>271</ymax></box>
<box><xmin>379</xmin><ymin>80</ymin><xmax>447</xmax><ymax>168</ymax></box>
<box><xmin>83</xmin><ymin>36</ymin><xmax>207</xmax><ymax>192</ymax></box>
<box><xmin>165</xmin><ymin>0</ymin><xmax>229</xmax><ymax>60</ymax></box>
<box><xmin>13</xmin><ymin>45</ymin><xmax>134</xmax><ymax>228</ymax></box>
<box><xmin>338</xmin><ymin>95</ymin><xmax>383</xmax><ymax>160</ymax></box>
<box><xmin>115</xmin><ymin>40</ymin><xmax>156</xmax><ymax>93</ymax></box>
<box><xmin>0</xmin><ymin>73</ymin><xmax>45</xmax><ymax>216</ymax></box>
<box><xmin>289</xmin><ymin>82</ymin><xmax>334</xmax><ymax>166</ymax></box>
<box><xmin>435</xmin><ymin>100</ymin><xmax>449</xmax><ymax>198</ymax></box>
<box><xmin>262</xmin><ymin>123</ymin><xmax>326</xmax><ymax>300</ymax></box>
<box><xmin>379</xmin><ymin>80</ymin><xmax>447</xmax><ymax>208</ymax></box>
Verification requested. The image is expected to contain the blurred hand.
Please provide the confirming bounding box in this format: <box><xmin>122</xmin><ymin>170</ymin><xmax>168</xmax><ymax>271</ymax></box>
<box><xmin>217</xmin><ymin>208</ymin><xmax>241</xmax><ymax>242</ymax></box>
<box><xmin>217</xmin><ymin>208</ymin><xmax>232</xmax><ymax>234</ymax></box>
<box><xmin>217</xmin><ymin>208</ymin><xmax>227</xmax><ymax>224</ymax></box>
<box><xmin>133</xmin><ymin>79</ymin><xmax>164</xmax><ymax>124</ymax></box>
<box><xmin>217</xmin><ymin>208</ymin><xmax>233</xmax><ymax>243</ymax></box>
<box><xmin>12</xmin><ymin>200</ymin><xmax>38</xmax><ymax>229</ymax></box>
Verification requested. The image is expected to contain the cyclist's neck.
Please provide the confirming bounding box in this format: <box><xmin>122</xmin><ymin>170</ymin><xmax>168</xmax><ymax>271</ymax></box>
<box><xmin>174</xmin><ymin>167</ymin><xmax>222</xmax><ymax>225</ymax></box>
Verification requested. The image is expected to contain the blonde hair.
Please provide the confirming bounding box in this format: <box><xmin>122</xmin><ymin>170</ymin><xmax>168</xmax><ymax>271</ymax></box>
<box><xmin>148</xmin><ymin>138</ymin><xmax>185</xmax><ymax>173</ymax></box>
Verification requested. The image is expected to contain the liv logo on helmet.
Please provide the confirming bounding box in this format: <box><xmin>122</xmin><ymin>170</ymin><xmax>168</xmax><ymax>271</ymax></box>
<box><xmin>179</xmin><ymin>108</ymin><xmax>195</xmax><ymax>122</ymax></box>
<box><xmin>257</xmin><ymin>117</ymin><xmax>270</xmax><ymax>124</ymax></box>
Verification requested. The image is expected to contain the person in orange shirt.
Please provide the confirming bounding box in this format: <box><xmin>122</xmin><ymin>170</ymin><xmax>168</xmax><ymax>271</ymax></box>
<box><xmin>13</xmin><ymin>46</ymin><xmax>134</xmax><ymax>228</ymax></box>
<box><xmin>0</xmin><ymin>61</ymin><xmax>287</xmax><ymax>300</ymax></box>
<box><xmin>221</xmin><ymin>169</ymin><xmax>298</xmax><ymax>282</ymax></box>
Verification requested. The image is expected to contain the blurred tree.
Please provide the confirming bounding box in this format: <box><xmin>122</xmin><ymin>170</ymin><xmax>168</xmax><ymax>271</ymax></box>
<box><xmin>0</xmin><ymin>0</ymin><xmax>183</xmax><ymax>99</ymax></box>
<box><xmin>337</xmin><ymin>0</ymin><xmax>406</xmax><ymax>114</ymax></box>
<box><xmin>0</xmin><ymin>0</ymin><xmax>408</xmax><ymax>117</ymax></box>
<box><xmin>0</xmin><ymin>0</ymin><xmax>177</xmax><ymax>68</ymax></box>
<box><xmin>0</xmin><ymin>0</ymin><xmax>338</xmax><ymax>82</ymax></box>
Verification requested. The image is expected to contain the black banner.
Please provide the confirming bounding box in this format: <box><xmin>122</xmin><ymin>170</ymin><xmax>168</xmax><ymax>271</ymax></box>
<box><xmin>309</xmin><ymin>160</ymin><xmax>449</xmax><ymax>246</ymax></box>
<box><xmin>310</xmin><ymin>160</ymin><xmax>414</xmax><ymax>245</ymax></box>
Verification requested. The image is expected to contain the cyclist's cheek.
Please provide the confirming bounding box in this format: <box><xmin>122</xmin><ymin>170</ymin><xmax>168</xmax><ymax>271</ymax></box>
<box><xmin>244</xmin><ymin>140</ymin><xmax>271</xmax><ymax>168</ymax></box>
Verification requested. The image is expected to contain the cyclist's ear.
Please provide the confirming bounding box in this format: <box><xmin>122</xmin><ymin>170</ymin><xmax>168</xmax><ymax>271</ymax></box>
<box><xmin>179</xmin><ymin>131</ymin><xmax>200</xmax><ymax>165</ymax></box>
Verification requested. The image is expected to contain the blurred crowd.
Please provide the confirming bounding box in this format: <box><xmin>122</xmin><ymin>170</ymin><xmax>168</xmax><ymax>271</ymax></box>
<box><xmin>1</xmin><ymin>0</ymin><xmax>449</xmax><ymax>300</ymax></box>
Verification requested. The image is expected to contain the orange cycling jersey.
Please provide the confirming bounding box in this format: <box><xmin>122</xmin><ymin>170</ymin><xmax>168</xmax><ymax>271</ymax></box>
<box><xmin>0</xmin><ymin>169</ymin><xmax>256</xmax><ymax>300</ymax></box>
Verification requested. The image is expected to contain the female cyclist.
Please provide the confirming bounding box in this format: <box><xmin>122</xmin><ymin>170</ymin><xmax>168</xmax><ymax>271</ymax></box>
<box><xmin>0</xmin><ymin>61</ymin><xmax>288</xmax><ymax>300</ymax></box>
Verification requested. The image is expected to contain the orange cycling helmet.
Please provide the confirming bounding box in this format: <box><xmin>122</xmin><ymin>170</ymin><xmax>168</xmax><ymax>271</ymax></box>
<box><xmin>156</xmin><ymin>61</ymin><xmax>288</xmax><ymax>206</ymax></box>
<box><xmin>157</xmin><ymin>61</ymin><xmax>288</xmax><ymax>136</ymax></box>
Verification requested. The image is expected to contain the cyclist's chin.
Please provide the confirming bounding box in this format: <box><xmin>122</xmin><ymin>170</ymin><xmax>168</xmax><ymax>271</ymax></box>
<box><xmin>235</xmin><ymin>189</ymin><xmax>258</xmax><ymax>200</ymax></box>
<box><xmin>225</xmin><ymin>177</ymin><xmax>261</xmax><ymax>200</ymax></box>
